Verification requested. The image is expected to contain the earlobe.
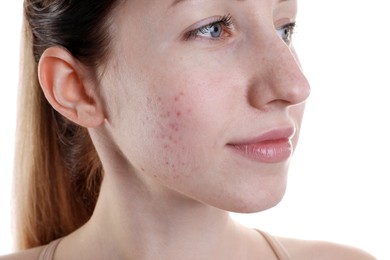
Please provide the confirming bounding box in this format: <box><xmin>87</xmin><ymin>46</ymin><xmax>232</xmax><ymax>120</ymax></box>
<box><xmin>38</xmin><ymin>46</ymin><xmax>105</xmax><ymax>128</ymax></box>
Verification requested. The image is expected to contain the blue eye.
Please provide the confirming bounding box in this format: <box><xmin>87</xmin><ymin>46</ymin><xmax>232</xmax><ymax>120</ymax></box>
<box><xmin>199</xmin><ymin>23</ymin><xmax>223</xmax><ymax>38</ymax></box>
<box><xmin>184</xmin><ymin>15</ymin><xmax>233</xmax><ymax>40</ymax></box>
<box><xmin>276</xmin><ymin>22</ymin><xmax>296</xmax><ymax>45</ymax></box>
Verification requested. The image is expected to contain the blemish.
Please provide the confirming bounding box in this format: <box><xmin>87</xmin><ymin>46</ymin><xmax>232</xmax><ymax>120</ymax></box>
<box><xmin>174</xmin><ymin>92</ymin><xmax>184</xmax><ymax>102</ymax></box>
<box><xmin>169</xmin><ymin>123</ymin><xmax>179</xmax><ymax>130</ymax></box>
<box><xmin>176</xmin><ymin>111</ymin><xmax>181</xmax><ymax>117</ymax></box>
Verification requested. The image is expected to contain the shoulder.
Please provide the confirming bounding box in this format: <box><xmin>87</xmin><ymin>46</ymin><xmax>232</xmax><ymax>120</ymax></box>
<box><xmin>0</xmin><ymin>246</ymin><xmax>45</xmax><ymax>260</ymax></box>
<box><xmin>276</xmin><ymin>236</ymin><xmax>377</xmax><ymax>260</ymax></box>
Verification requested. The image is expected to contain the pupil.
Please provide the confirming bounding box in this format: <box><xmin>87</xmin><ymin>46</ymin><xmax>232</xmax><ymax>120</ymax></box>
<box><xmin>211</xmin><ymin>24</ymin><xmax>221</xmax><ymax>37</ymax></box>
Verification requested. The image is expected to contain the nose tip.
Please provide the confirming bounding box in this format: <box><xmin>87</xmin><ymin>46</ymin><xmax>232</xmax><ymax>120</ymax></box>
<box><xmin>248</xmin><ymin>42</ymin><xmax>311</xmax><ymax>109</ymax></box>
<box><xmin>277</xmin><ymin>62</ymin><xmax>311</xmax><ymax>105</ymax></box>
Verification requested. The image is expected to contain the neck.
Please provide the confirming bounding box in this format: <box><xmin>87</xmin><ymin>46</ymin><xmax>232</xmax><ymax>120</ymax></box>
<box><xmin>95</xmin><ymin>173</ymin><xmax>235</xmax><ymax>259</ymax></box>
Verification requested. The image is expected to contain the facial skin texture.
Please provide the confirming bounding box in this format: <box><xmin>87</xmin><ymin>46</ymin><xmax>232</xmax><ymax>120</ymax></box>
<box><xmin>94</xmin><ymin>0</ymin><xmax>310</xmax><ymax>214</ymax></box>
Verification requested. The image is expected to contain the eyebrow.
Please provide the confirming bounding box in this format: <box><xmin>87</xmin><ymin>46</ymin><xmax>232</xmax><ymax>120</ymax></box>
<box><xmin>170</xmin><ymin>0</ymin><xmax>201</xmax><ymax>7</ymax></box>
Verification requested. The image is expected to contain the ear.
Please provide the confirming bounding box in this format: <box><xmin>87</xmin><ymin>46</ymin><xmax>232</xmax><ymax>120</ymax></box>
<box><xmin>38</xmin><ymin>46</ymin><xmax>105</xmax><ymax>128</ymax></box>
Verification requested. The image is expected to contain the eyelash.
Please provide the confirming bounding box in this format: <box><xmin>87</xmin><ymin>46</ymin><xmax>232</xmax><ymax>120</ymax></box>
<box><xmin>183</xmin><ymin>15</ymin><xmax>297</xmax><ymax>44</ymax></box>
<box><xmin>277</xmin><ymin>22</ymin><xmax>297</xmax><ymax>45</ymax></box>
<box><xmin>183</xmin><ymin>14</ymin><xmax>234</xmax><ymax>41</ymax></box>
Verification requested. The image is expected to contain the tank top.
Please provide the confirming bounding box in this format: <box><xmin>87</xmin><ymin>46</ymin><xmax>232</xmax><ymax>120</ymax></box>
<box><xmin>38</xmin><ymin>239</ymin><xmax>62</xmax><ymax>260</ymax></box>
<box><xmin>256</xmin><ymin>230</ymin><xmax>291</xmax><ymax>260</ymax></box>
<box><xmin>38</xmin><ymin>230</ymin><xmax>290</xmax><ymax>260</ymax></box>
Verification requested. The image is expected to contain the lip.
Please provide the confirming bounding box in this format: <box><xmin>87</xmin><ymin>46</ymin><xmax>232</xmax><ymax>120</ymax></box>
<box><xmin>228</xmin><ymin>127</ymin><xmax>295</xmax><ymax>164</ymax></box>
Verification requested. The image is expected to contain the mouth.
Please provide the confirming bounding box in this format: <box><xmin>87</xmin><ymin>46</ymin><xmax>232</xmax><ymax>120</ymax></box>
<box><xmin>227</xmin><ymin>127</ymin><xmax>295</xmax><ymax>164</ymax></box>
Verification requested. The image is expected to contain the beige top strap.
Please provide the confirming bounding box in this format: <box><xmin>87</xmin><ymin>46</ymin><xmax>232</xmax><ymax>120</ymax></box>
<box><xmin>256</xmin><ymin>230</ymin><xmax>291</xmax><ymax>260</ymax></box>
<box><xmin>38</xmin><ymin>239</ymin><xmax>62</xmax><ymax>260</ymax></box>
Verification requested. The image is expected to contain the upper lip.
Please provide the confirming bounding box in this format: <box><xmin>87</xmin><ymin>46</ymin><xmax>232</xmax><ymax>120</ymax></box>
<box><xmin>228</xmin><ymin>127</ymin><xmax>296</xmax><ymax>145</ymax></box>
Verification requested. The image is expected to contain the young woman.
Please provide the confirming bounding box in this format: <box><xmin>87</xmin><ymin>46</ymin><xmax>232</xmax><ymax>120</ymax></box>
<box><xmin>2</xmin><ymin>0</ymin><xmax>375</xmax><ymax>259</ymax></box>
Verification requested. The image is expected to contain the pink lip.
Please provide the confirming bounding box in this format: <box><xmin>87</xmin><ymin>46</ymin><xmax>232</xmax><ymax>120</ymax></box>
<box><xmin>228</xmin><ymin>128</ymin><xmax>295</xmax><ymax>164</ymax></box>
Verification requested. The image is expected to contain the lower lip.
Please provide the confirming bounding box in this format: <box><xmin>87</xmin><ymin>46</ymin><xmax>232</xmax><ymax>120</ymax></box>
<box><xmin>229</xmin><ymin>138</ymin><xmax>293</xmax><ymax>164</ymax></box>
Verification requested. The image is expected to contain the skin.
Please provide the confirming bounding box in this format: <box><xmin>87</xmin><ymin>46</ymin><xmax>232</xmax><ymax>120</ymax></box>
<box><xmin>0</xmin><ymin>0</ymin><xmax>376</xmax><ymax>259</ymax></box>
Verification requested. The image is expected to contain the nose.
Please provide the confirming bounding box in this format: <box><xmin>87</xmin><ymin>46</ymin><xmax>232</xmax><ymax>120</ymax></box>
<box><xmin>247</xmin><ymin>37</ymin><xmax>311</xmax><ymax>109</ymax></box>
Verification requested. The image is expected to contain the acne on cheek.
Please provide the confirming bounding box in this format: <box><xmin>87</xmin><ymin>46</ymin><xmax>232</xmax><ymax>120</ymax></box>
<box><xmin>150</xmin><ymin>92</ymin><xmax>192</xmax><ymax>174</ymax></box>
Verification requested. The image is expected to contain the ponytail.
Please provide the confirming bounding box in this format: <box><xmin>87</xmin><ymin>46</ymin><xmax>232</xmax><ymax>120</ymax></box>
<box><xmin>13</xmin><ymin>0</ymin><xmax>120</xmax><ymax>249</ymax></box>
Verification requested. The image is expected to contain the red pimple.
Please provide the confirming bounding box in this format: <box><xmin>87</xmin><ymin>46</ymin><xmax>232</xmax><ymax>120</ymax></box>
<box><xmin>174</xmin><ymin>92</ymin><xmax>184</xmax><ymax>102</ymax></box>
<box><xmin>169</xmin><ymin>123</ymin><xmax>178</xmax><ymax>130</ymax></box>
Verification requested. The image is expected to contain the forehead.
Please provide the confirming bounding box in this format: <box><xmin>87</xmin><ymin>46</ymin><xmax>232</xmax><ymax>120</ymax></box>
<box><xmin>121</xmin><ymin>0</ymin><xmax>295</xmax><ymax>11</ymax></box>
<box><xmin>171</xmin><ymin>0</ymin><xmax>291</xmax><ymax>4</ymax></box>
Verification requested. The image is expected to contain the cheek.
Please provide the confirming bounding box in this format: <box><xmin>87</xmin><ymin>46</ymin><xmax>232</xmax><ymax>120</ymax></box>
<box><xmin>145</xmin><ymin>92</ymin><xmax>195</xmax><ymax>174</ymax></box>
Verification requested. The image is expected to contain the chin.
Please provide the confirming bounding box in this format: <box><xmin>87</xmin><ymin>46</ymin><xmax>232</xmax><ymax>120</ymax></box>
<box><xmin>211</xmin><ymin>181</ymin><xmax>288</xmax><ymax>214</ymax></box>
<box><xmin>233</xmin><ymin>169</ymin><xmax>289</xmax><ymax>213</ymax></box>
<box><xmin>235</xmin><ymin>190</ymin><xmax>286</xmax><ymax>214</ymax></box>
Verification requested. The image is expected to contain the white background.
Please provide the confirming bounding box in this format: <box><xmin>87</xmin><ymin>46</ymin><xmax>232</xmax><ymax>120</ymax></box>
<box><xmin>1</xmin><ymin>0</ymin><xmax>389</xmax><ymax>259</ymax></box>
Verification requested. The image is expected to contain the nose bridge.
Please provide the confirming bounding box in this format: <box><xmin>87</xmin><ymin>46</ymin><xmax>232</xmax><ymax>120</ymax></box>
<box><xmin>248</xmin><ymin>33</ymin><xmax>311</xmax><ymax>109</ymax></box>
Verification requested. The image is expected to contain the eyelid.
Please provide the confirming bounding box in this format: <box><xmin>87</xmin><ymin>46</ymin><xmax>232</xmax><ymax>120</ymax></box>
<box><xmin>274</xmin><ymin>18</ymin><xmax>296</xmax><ymax>29</ymax></box>
<box><xmin>276</xmin><ymin>21</ymin><xmax>296</xmax><ymax>31</ymax></box>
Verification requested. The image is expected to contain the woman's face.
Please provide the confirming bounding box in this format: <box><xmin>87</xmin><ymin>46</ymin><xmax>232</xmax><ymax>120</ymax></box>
<box><xmin>99</xmin><ymin>0</ymin><xmax>310</xmax><ymax>213</ymax></box>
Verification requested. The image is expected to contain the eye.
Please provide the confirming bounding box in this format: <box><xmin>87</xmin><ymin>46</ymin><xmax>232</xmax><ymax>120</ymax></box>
<box><xmin>184</xmin><ymin>15</ymin><xmax>234</xmax><ymax>40</ymax></box>
<box><xmin>199</xmin><ymin>23</ymin><xmax>224</xmax><ymax>38</ymax></box>
<box><xmin>276</xmin><ymin>22</ymin><xmax>296</xmax><ymax>45</ymax></box>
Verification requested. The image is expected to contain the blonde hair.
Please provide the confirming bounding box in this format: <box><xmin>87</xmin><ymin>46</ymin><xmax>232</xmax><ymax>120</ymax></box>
<box><xmin>14</xmin><ymin>0</ymin><xmax>120</xmax><ymax>249</ymax></box>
